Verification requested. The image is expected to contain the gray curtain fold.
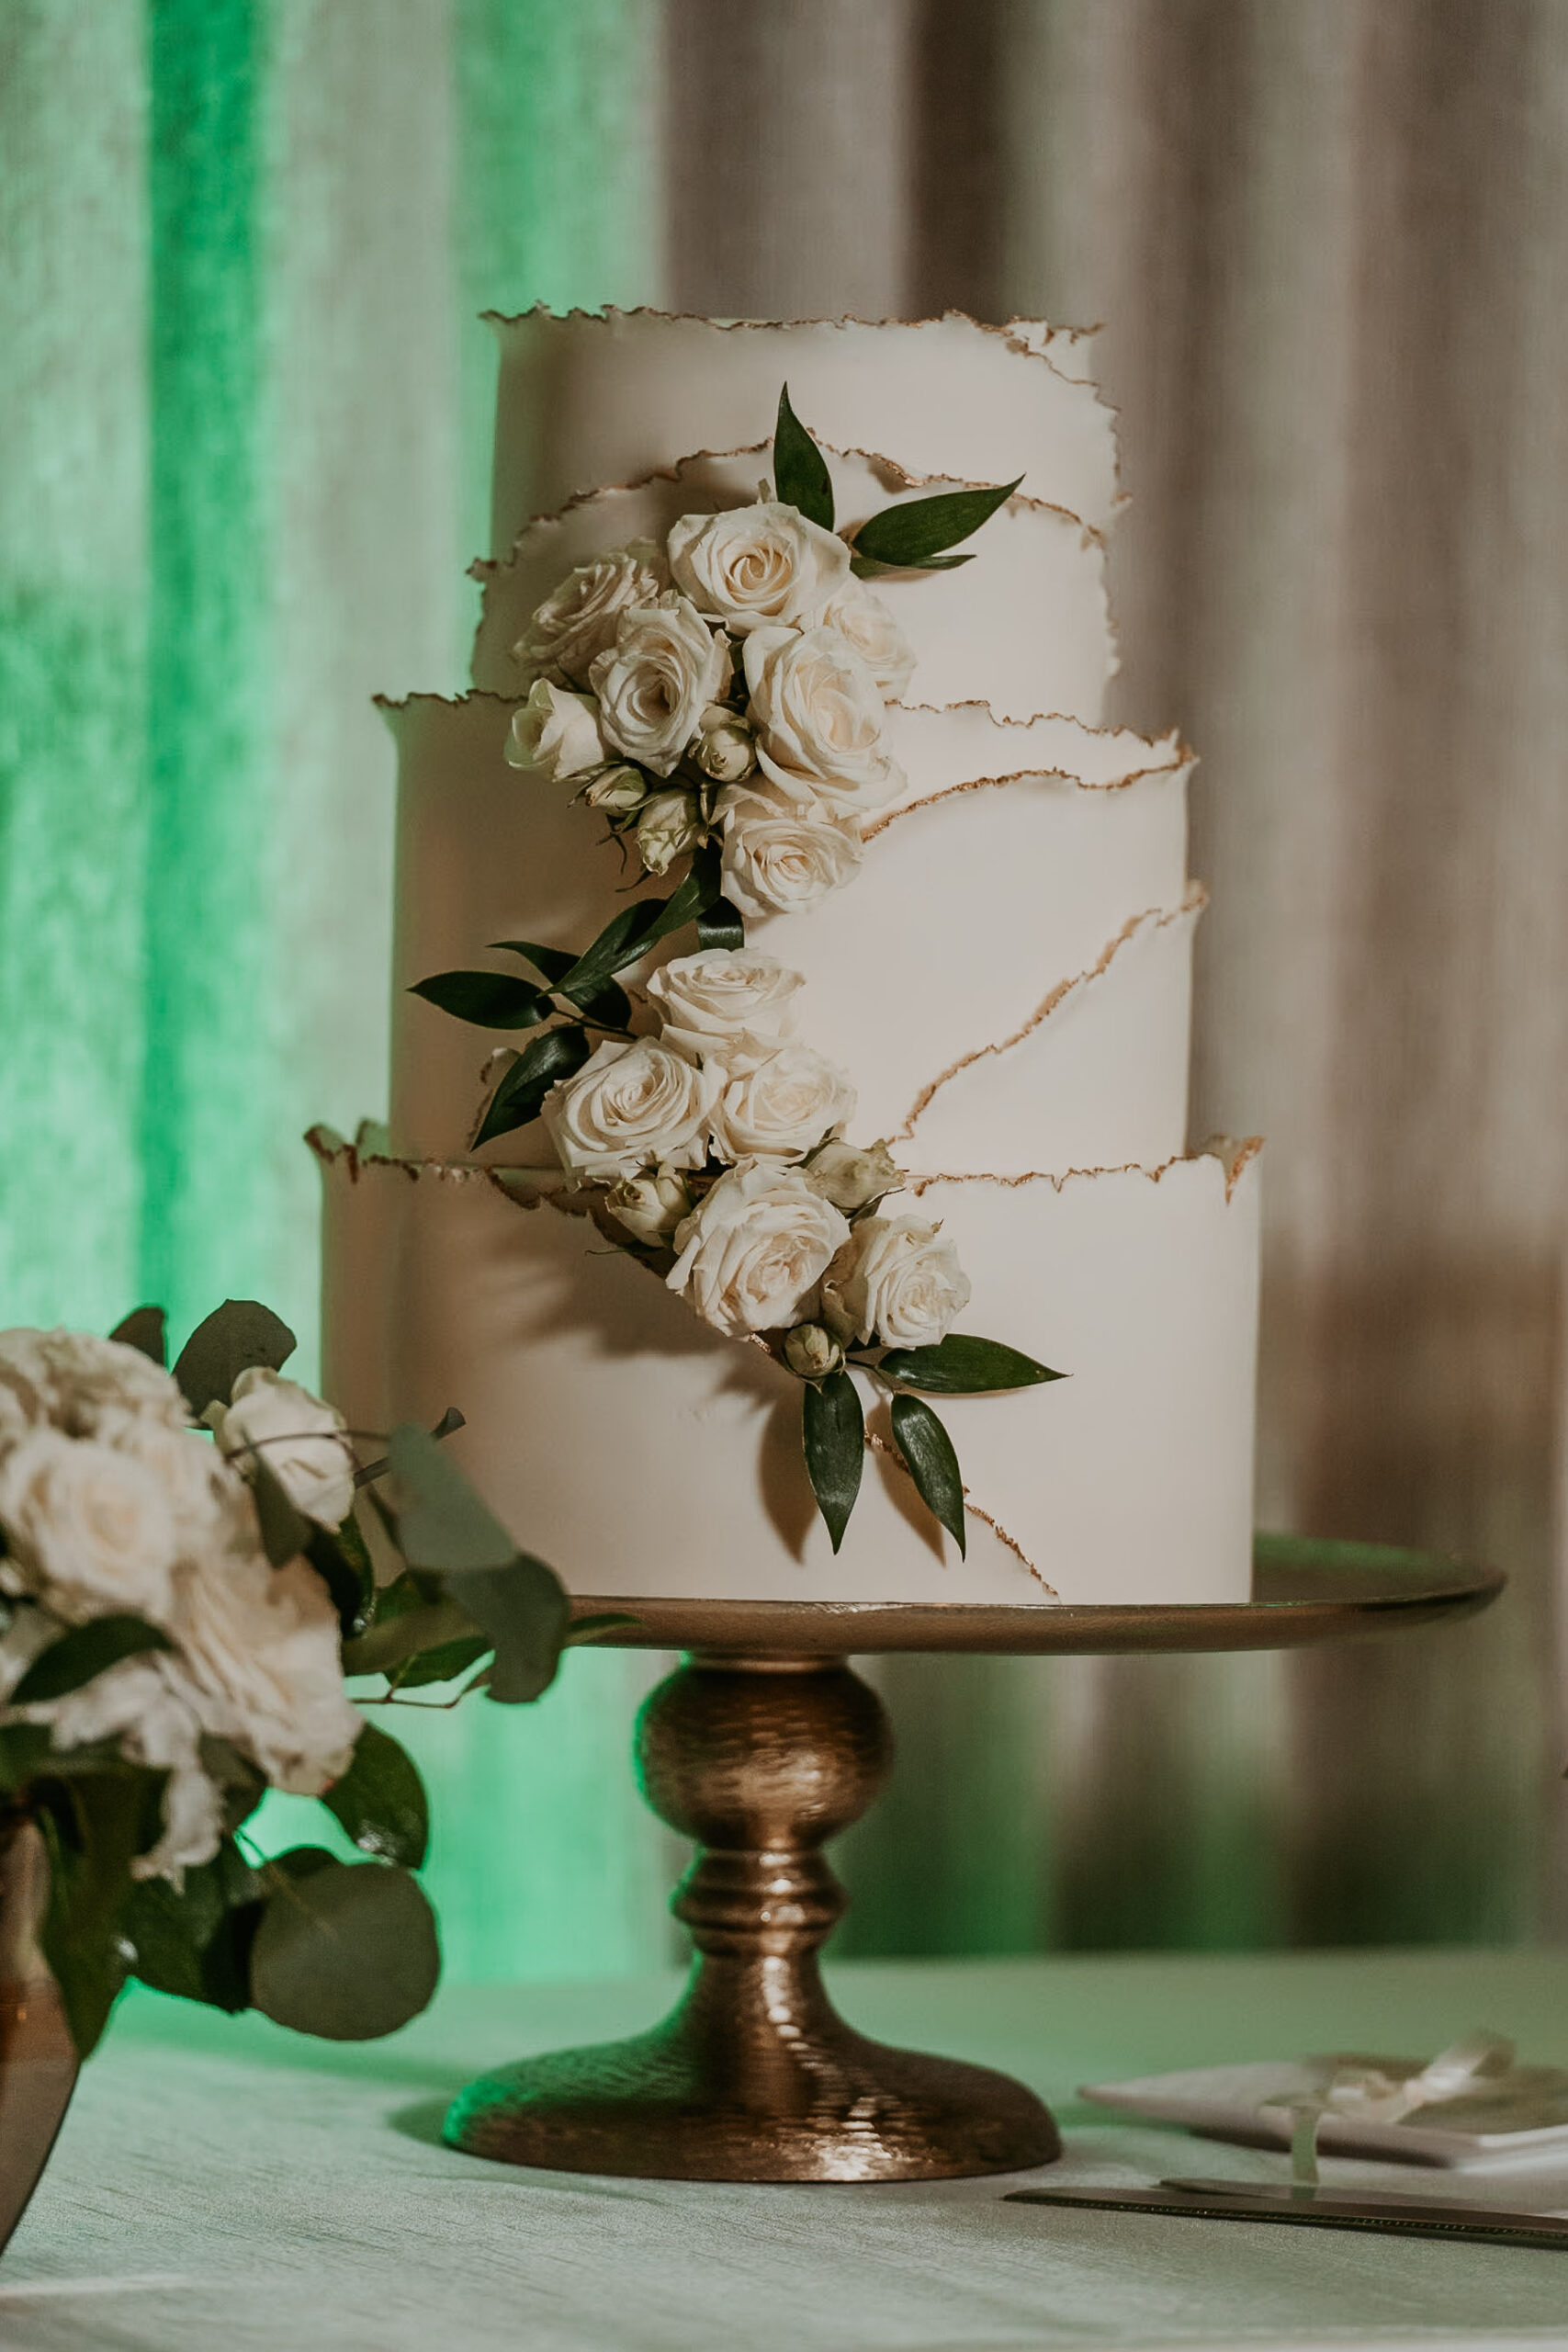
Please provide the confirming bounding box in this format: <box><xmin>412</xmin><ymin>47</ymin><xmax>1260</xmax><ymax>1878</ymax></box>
<box><xmin>663</xmin><ymin>0</ymin><xmax>1568</xmax><ymax>1954</ymax></box>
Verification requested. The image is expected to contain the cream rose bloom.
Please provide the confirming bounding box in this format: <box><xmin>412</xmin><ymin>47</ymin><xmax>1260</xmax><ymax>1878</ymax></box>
<box><xmin>506</xmin><ymin>679</ymin><xmax>605</xmax><ymax>782</ymax></box>
<box><xmin>820</xmin><ymin>577</ymin><xmax>917</xmax><ymax>697</ymax></box>
<box><xmin>668</xmin><ymin>502</ymin><xmax>851</xmax><ymax>636</ymax></box>
<box><xmin>543</xmin><ymin>1038</ymin><xmax>716</xmax><ymax>1182</ymax></box>
<box><xmin>741</xmin><ymin>625</ymin><xmax>901</xmax><ymax>815</ymax></box>
<box><xmin>822</xmin><ymin>1216</ymin><xmax>972</xmax><ymax>1349</ymax></box>
<box><xmin>0</xmin><ymin>1329</ymin><xmax>190</xmax><ymax>1454</ymax></box>
<box><xmin>646</xmin><ymin>949</ymin><xmax>805</xmax><ymax>1066</ymax></box>
<box><xmin>513</xmin><ymin>538</ymin><xmax>668</xmax><ymax>684</ymax></box>
<box><xmin>710</xmin><ymin>1045</ymin><xmax>857</xmax><ymax>1165</ymax></box>
<box><xmin>666</xmin><ymin>1162</ymin><xmax>852</xmax><ymax>1339</ymax></box>
<box><xmin>590</xmin><ymin>594</ymin><xmax>728</xmax><ymax>775</ymax></box>
<box><xmin>805</xmin><ymin>1137</ymin><xmax>904</xmax><ymax>1214</ymax></box>
<box><xmin>211</xmin><ymin>1368</ymin><xmax>356</xmax><ymax>1529</ymax></box>
<box><xmin>636</xmin><ymin>786</ymin><xmax>703</xmax><ymax>876</ymax></box>
<box><xmin>719</xmin><ymin>786</ymin><xmax>863</xmax><ymax>919</ymax></box>
<box><xmin>693</xmin><ymin>705</ymin><xmax>757</xmax><ymax>783</ymax></box>
<box><xmin>0</xmin><ymin>1429</ymin><xmax>184</xmax><ymax>1623</ymax></box>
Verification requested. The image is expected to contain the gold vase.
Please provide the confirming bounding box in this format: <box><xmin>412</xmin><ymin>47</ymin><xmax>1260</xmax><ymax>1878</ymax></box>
<box><xmin>0</xmin><ymin>1815</ymin><xmax>77</xmax><ymax>2256</ymax></box>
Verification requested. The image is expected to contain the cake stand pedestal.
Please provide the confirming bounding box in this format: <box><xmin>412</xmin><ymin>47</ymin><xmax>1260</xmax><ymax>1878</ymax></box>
<box><xmin>443</xmin><ymin>1534</ymin><xmax>1502</xmax><ymax>2184</ymax></box>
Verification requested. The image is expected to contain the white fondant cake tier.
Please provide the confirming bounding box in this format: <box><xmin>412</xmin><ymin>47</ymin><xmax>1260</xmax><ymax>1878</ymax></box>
<box><xmin>317</xmin><ymin>1137</ymin><xmax>1260</xmax><ymax>1607</ymax></box>
<box><xmin>474</xmin><ymin>445</ymin><xmax>1113</xmax><ymax>726</ymax></box>
<box><xmin>487</xmin><ymin>310</ymin><xmax>1121</xmax><ymax>558</ymax></box>
<box><xmin>385</xmin><ymin>694</ymin><xmax>1196</xmax><ymax>1172</ymax></box>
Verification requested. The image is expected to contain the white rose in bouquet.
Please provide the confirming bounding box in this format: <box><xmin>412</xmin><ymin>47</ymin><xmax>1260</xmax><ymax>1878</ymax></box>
<box><xmin>581</xmin><ymin>764</ymin><xmax>649</xmax><ymax>814</ymax></box>
<box><xmin>0</xmin><ymin>1430</ymin><xmax>184</xmax><ymax>1623</ymax></box>
<box><xmin>710</xmin><ymin>1044</ymin><xmax>857</xmax><ymax>1165</ymax></box>
<box><xmin>590</xmin><ymin>595</ymin><xmax>728</xmax><ymax>776</ymax></box>
<box><xmin>211</xmin><ymin>1368</ymin><xmax>356</xmax><ymax>1529</ymax></box>
<box><xmin>506</xmin><ymin>679</ymin><xmax>605</xmax><ymax>782</ymax></box>
<box><xmin>820</xmin><ymin>577</ymin><xmax>917</xmax><ymax>697</ymax></box>
<box><xmin>719</xmin><ymin>786</ymin><xmax>864</xmax><ymax>919</ymax></box>
<box><xmin>513</xmin><ymin>538</ymin><xmax>668</xmax><ymax>684</ymax></box>
<box><xmin>666</xmin><ymin>1161</ymin><xmax>851</xmax><ymax>1338</ymax></box>
<box><xmin>693</xmin><ymin>704</ymin><xmax>757</xmax><ymax>783</ymax></box>
<box><xmin>822</xmin><ymin>1216</ymin><xmax>972</xmax><ymax>1349</ymax></box>
<box><xmin>646</xmin><ymin>949</ymin><xmax>805</xmax><ymax>1065</ymax></box>
<box><xmin>668</xmin><ymin>502</ymin><xmax>851</xmax><ymax>635</ymax></box>
<box><xmin>543</xmin><ymin>1037</ymin><xmax>716</xmax><ymax>1182</ymax></box>
<box><xmin>172</xmin><ymin>1545</ymin><xmax>361</xmax><ymax>1798</ymax></box>
<box><xmin>741</xmin><ymin>625</ymin><xmax>902</xmax><ymax>815</ymax></box>
<box><xmin>45</xmin><ymin>1655</ymin><xmax>224</xmax><ymax>1879</ymax></box>
<box><xmin>805</xmin><ymin>1136</ymin><xmax>904</xmax><ymax>1214</ymax></box>
<box><xmin>0</xmin><ymin>1329</ymin><xmax>189</xmax><ymax>1455</ymax></box>
<box><xmin>636</xmin><ymin>786</ymin><xmax>703</xmax><ymax>876</ymax></box>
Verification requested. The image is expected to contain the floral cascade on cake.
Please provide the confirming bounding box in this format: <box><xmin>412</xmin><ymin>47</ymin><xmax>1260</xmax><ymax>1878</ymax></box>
<box><xmin>412</xmin><ymin>390</ymin><xmax>1059</xmax><ymax>1555</ymax></box>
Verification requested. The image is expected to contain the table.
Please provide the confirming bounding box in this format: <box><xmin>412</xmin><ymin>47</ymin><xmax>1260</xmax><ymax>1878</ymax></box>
<box><xmin>5</xmin><ymin>1949</ymin><xmax>1568</xmax><ymax>2350</ymax></box>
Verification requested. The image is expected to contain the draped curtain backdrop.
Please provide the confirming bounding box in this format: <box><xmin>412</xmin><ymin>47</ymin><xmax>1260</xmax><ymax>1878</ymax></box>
<box><xmin>4</xmin><ymin>0</ymin><xmax>1565</xmax><ymax>1982</ymax></box>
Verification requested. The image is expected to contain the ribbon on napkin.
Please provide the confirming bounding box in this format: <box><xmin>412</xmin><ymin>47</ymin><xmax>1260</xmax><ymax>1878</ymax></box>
<box><xmin>1266</xmin><ymin>2030</ymin><xmax>1519</xmax><ymax>2185</ymax></box>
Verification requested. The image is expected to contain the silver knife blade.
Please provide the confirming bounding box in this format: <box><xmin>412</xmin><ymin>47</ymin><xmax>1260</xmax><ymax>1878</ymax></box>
<box><xmin>1004</xmin><ymin>2182</ymin><xmax>1568</xmax><ymax>2249</ymax></box>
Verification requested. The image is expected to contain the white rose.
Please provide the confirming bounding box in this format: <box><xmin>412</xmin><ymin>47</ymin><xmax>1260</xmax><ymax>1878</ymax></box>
<box><xmin>0</xmin><ymin>1430</ymin><xmax>183</xmax><ymax>1623</ymax></box>
<box><xmin>742</xmin><ymin>625</ymin><xmax>902</xmax><ymax>815</ymax></box>
<box><xmin>719</xmin><ymin>786</ymin><xmax>863</xmax><ymax>919</ymax></box>
<box><xmin>170</xmin><ymin>1548</ymin><xmax>361</xmax><ymax>1798</ymax></box>
<box><xmin>506</xmin><ymin>679</ymin><xmax>605</xmax><ymax>782</ymax></box>
<box><xmin>821</xmin><ymin>1216</ymin><xmax>973</xmax><ymax>1349</ymax></box>
<box><xmin>589</xmin><ymin>595</ymin><xmax>728</xmax><ymax>776</ymax></box>
<box><xmin>42</xmin><ymin>1655</ymin><xmax>222</xmax><ymax>1881</ymax></box>
<box><xmin>604</xmin><ymin>1167</ymin><xmax>693</xmax><ymax>1245</ymax></box>
<box><xmin>668</xmin><ymin>502</ymin><xmax>851</xmax><ymax>636</ymax></box>
<box><xmin>582</xmin><ymin>764</ymin><xmax>648</xmax><ymax>814</ymax></box>
<box><xmin>636</xmin><ymin>786</ymin><xmax>703</xmax><ymax>876</ymax></box>
<box><xmin>820</xmin><ymin>577</ymin><xmax>917</xmax><ymax>697</ymax></box>
<box><xmin>646</xmin><ymin>949</ymin><xmax>805</xmax><ymax>1065</ymax></box>
<box><xmin>0</xmin><ymin>1329</ymin><xmax>190</xmax><ymax>1453</ymax></box>
<box><xmin>710</xmin><ymin>1044</ymin><xmax>857</xmax><ymax>1165</ymax></box>
<box><xmin>805</xmin><ymin>1137</ymin><xmax>904</xmax><ymax>1213</ymax></box>
<box><xmin>514</xmin><ymin>538</ymin><xmax>669</xmax><ymax>684</ymax></box>
<box><xmin>693</xmin><ymin>705</ymin><xmax>757</xmax><ymax>783</ymax></box>
<box><xmin>667</xmin><ymin>1162</ymin><xmax>852</xmax><ymax>1339</ymax></box>
<box><xmin>211</xmin><ymin>1368</ymin><xmax>356</xmax><ymax>1529</ymax></box>
<box><xmin>543</xmin><ymin>1038</ymin><xmax>716</xmax><ymax>1182</ymax></box>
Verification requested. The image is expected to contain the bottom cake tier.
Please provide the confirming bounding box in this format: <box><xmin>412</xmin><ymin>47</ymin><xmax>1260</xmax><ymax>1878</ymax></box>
<box><xmin>316</xmin><ymin>1137</ymin><xmax>1260</xmax><ymax>1607</ymax></box>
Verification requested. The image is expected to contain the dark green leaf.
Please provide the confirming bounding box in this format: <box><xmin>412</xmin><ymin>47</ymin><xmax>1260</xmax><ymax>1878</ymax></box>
<box><xmin>0</xmin><ymin>1724</ymin><xmax>127</xmax><ymax>1791</ymax></box>
<box><xmin>248</xmin><ymin>1860</ymin><xmax>440</xmax><ymax>2040</ymax></box>
<box><xmin>446</xmin><ymin>1553</ymin><xmax>571</xmax><ymax>1704</ymax></box>
<box><xmin>572</xmin><ymin>976</ymin><xmax>634</xmax><ymax>1030</ymax></box>
<box><xmin>472</xmin><ymin>1023</ymin><xmax>591</xmax><ymax>1148</ymax></box>
<box><xmin>172</xmin><ymin>1300</ymin><xmax>298</xmax><ymax>1417</ymax></box>
<box><xmin>388</xmin><ymin>1634</ymin><xmax>492</xmax><ymax>1689</ymax></box>
<box><xmin>554</xmin><ymin>899</ymin><xmax>671</xmax><ymax>1004</ymax></box>
<box><xmin>269</xmin><ymin>1845</ymin><xmax>340</xmax><ymax>1883</ymax></box>
<box><xmin>198</xmin><ymin>1736</ymin><xmax>268</xmax><ymax>1833</ymax></box>
<box><xmin>851</xmin><ymin>477</ymin><xmax>1022</xmax><ymax>571</ymax></box>
<box><xmin>490</xmin><ymin>937</ymin><xmax>578</xmax><ymax>986</ymax></box>
<box><xmin>696</xmin><ymin>896</ymin><xmax>746</xmax><ymax>953</ymax></box>
<box><xmin>773</xmin><ymin>382</ymin><xmax>835</xmax><ymax>529</ymax></box>
<box><xmin>384</xmin><ymin>1422</ymin><xmax>518</xmax><ymax>1573</ymax></box>
<box><xmin>122</xmin><ymin>1838</ymin><xmax>261</xmax><ymax>2012</ymax></box>
<box><xmin>250</xmin><ymin>1455</ymin><xmax>311</xmax><ymax>1569</ymax></box>
<box><xmin>354</xmin><ymin>1406</ymin><xmax>465</xmax><ymax>1491</ymax></box>
<box><xmin>321</xmin><ymin>1723</ymin><xmax>429</xmax><ymax>1869</ymax></box>
<box><xmin>890</xmin><ymin>1393</ymin><xmax>966</xmax><ymax>1556</ymax></box>
<box><xmin>851</xmin><ymin>549</ymin><xmax>975</xmax><ymax>579</ymax></box>
<box><xmin>303</xmin><ymin>1519</ymin><xmax>373</xmax><ymax>1642</ymax></box>
<box><xmin>12</xmin><ymin>1614</ymin><xmax>174</xmax><ymax>1706</ymax></box>
<box><xmin>37</xmin><ymin>1769</ymin><xmax>166</xmax><ymax>2057</ymax></box>
<box><xmin>109</xmin><ymin>1306</ymin><xmax>166</xmax><ymax>1366</ymax></box>
<box><xmin>876</xmin><ymin>1333</ymin><xmax>1065</xmax><ymax>1395</ymax></box>
<box><xmin>408</xmin><ymin>970</ymin><xmax>554</xmax><ymax>1030</ymax></box>
<box><xmin>802</xmin><ymin>1370</ymin><xmax>864</xmax><ymax>1555</ymax></box>
<box><xmin>341</xmin><ymin>1596</ymin><xmax>482</xmax><ymax>1680</ymax></box>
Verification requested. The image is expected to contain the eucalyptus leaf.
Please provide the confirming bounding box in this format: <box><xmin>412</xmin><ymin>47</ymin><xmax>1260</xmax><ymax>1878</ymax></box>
<box><xmin>472</xmin><ymin>1023</ymin><xmax>591</xmax><ymax>1148</ymax></box>
<box><xmin>773</xmin><ymin>382</ymin><xmax>835</xmax><ymax>529</ymax></box>
<box><xmin>250</xmin><ymin>1455</ymin><xmax>311</xmax><ymax>1570</ymax></box>
<box><xmin>354</xmin><ymin>1405</ymin><xmax>465</xmax><ymax>1490</ymax></box>
<box><xmin>109</xmin><ymin>1306</ymin><xmax>167</xmax><ymax>1366</ymax></box>
<box><xmin>876</xmin><ymin>1333</ymin><xmax>1064</xmax><ymax>1395</ymax></box>
<box><xmin>385</xmin><ymin>1423</ymin><xmax>518</xmax><ymax>1573</ymax></box>
<box><xmin>37</xmin><ymin>1768</ymin><xmax>166</xmax><ymax>2057</ymax></box>
<box><xmin>321</xmin><ymin>1722</ymin><xmax>429</xmax><ymax>1869</ymax></box>
<box><xmin>302</xmin><ymin>1510</ymin><xmax>375</xmax><ymax>1644</ymax></box>
<box><xmin>12</xmin><ymin>1614</ymin><xmax>174</xmax><ymax>1706</ymax></box>
<box><xmin>408</xmin><ymin>970</ymin><xmax>554</xmax><ymax>1030</ymax></box>
<box><xmin>172</xmin><ymin>1300</ymin><xmax>298</xmax><ymax>1418</ymax></box>
<box><xmin>268</xmin><ymin>1844</ymin><xmax>341</xmax><ymax>1882</ymax></box>
<box><xmin>122</xmin><ymin>1839</ymin><xmax>261</xmax><ymax>2012</ymax></box>
<box><xmin>696</xmin><ymin>896</ymin><xmax>745</xmax><ymax>953</ymax></box>
<box><xmin>851</xmin><ymin>477</ymin><xmax>1022</xmax><ymax>571</ymax></box>
<box><xmin>802</xmin><ymin>1370</ymin><xmax>864</xmax><ymax>1555</ymax></box>
<box><xmin>341</xmin><ymin>1596</ymin><xmax>482</xmax><ymax>1679</ymax></box>
<box><xmin>446</xmin><ymin>1553</ymin><xmax>571</xmax><ymax>1704</ymax></box>
<box><xmin>890</xmin><ymin>1392</ymin><xmax>966</xmax><ymax>1556</ymax></box>
<box><xmin>248</xmin><ymin>1860</ymin><xmax>440</xmax><ymax>2041</ymax></box>
<box><xmin>388</xmin><ymin>1634</ymin><xmax>492</xmax><ymax>1689</ymax></box>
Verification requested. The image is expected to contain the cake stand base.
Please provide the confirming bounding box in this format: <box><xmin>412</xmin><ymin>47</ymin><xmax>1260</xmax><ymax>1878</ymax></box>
<box><xmin>444</xmin><ymin>1652</ymin><xmax>1058</xmax><ymax>2180</ymax></box>
<box><xmin>443</xmin><ymin>1540</ymin><xmax>1502</xmax><ymax>2183</ymax></box>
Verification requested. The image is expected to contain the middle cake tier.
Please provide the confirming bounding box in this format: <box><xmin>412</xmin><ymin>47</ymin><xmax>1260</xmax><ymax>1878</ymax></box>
<box><xmin>387</xmin><ymin>692</ymin><xmax>1200</xmax><ymax>1174</ymax></box>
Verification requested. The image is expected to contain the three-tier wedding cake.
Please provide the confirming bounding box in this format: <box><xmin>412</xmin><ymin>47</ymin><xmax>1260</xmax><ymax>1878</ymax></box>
<box><xmin>317</xmin><ymin>310</ymin><xmax>1260</xmax><ymax>1606</ymax></box>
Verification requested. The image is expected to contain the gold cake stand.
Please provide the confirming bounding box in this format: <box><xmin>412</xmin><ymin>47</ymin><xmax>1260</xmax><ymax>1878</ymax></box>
<box><xmin>443</xmin><ymin>1534</ymin><xmax>1503</xmax><ymax>2184</ymax></box>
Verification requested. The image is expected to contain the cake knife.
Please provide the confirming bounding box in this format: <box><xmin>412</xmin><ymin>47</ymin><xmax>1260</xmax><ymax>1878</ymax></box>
<box><xmin>1005</xmin><ymin>2177</ymin><xmax>1568</xmax><ymax>2248</ymax></box>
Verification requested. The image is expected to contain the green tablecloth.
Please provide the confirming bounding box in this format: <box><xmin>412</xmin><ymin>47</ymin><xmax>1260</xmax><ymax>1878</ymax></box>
<box><xmin>6</xmin><ymin>1948</ymin><xmax>1568</xmax><ymax>2350</ymax></box>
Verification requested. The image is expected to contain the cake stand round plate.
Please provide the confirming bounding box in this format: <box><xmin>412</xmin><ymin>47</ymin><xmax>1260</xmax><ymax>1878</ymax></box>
<box><xmin>445</xmin><ymin>1534</ymin><xmax>1502</xmax><ymax>2185</ymax></box>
